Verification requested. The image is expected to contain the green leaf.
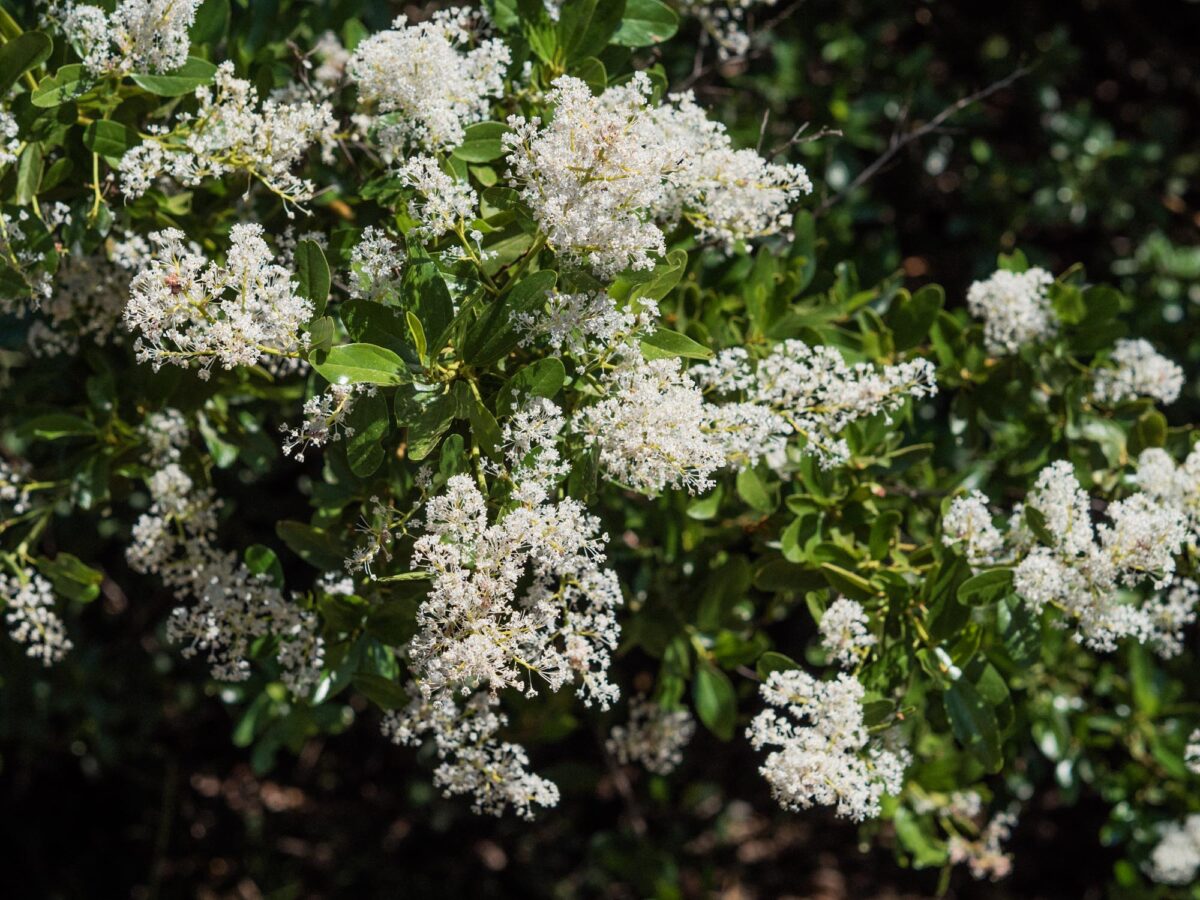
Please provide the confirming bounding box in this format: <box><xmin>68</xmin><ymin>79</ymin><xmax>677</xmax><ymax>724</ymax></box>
<box><xmin>407</xmin><ymin>392</ymin><xmax>457</xmax><ymax>461</ymax></box>
<box><xmin>735</xmin><ymin>467</ymin><xmax>774</xmax><ymax>513</ymax></box>
<box><xmin>401</xmin><ymin>238</ymin><xmax>454</xmax><ymax>349</ymax></box>
<box><xmin>451</xmin><ymin>121</ymin><xmax>510</xmax><ymax>162</ymax></box>
<box><xmin>868</xmin><ymin>509</ymin><xmax>902</xmax><ymax>561</ymax></box>
<box><xmin>22</xmin><ymin>413</ymin><xmax>93</xmax><ymax>440</ymax></box>
<box><xmin>345</xmin><ymin>390</ymin><xmax>389</xmax><ymax>478</ymax></box>
<box><xmin>463</xmin><ymin>269</ymin><xmax>557</xmax><ymax>366</ymax></box>
<box><xmin>640</xmin><ymin>328</ymin><xmax>712</xmax><ymax>360</ymax></box>
<box><xmin>31</xmin><ymin>64</ymin><xmax>87</xmax><ymax>108</ymax></box>
<box><xmin>294</xmin><ymin>240</ymin><xmax>330</xmax><ymax>318</ymax></box>
<box><xmin>244</xmin><ymin>544</ymin><xmax>284</xmax><ymax>586</ymax></box>
<box><xmin>0</xmin><ymin>32</ymin><xmax>52</xmax><ymax>97</ymax></box>
<box><xmin>1129</xmin><ymin>409</ymin><xmax>1168</xmax><ymax>454</ymax></box>
<box><xmin>276</xmin><ymin>521</ymin><xmax>345</xmax><ymax>571</ymax></box>
<box><xmin>692</xmin><ymin>663</ymin><xmax>736</xmax><ymax>740</ymax></box>
<box><xmin>613</xmin><ymin>0</ymin><xmax>678</xmax><ymax>46</ymax></box>
<box><xmin>311</xmin><ymin>343</ymin><xmax>411</xmax><ymax>386</ymax></box>
<box><xmin>83</xmin><ymin>120</ymin><xmax>139</xmax><ymax>159</ymax></box>
<box><xmin>15</xmin><ymin>142</ymin><xmax>42</xmax><ymax>205</ymax></box>
<box><xmin>943</xmin><ymin>680</ymin><xmax>1003</xmax><ymax>772</ymax></box>
<box><xmin>353</xmin><ymin>672</ymin><xmax>408</xmax><ymax>710</ymax></box>
<box><xmin>498</xmin><ymin>357</ymin><xmax>566</xmax><ymax>415</ymax></box>
<box><xmin>339</xmin><ymin>299</ymin><xmax>416</xmax><ymax>361</ymax></box>
<box><xmin>130</xmin><ymin>57</ymin><xmax>217</xmax><ymax>96</ymax></box>
<box><xmin>885</xmin><ymin>284</ymin><xmax>944</xmax><ymax>351</ymax></box>
<box><xmin>819</xmin><ymin>562</ymin><xmax>875</xmax><ymax>601</ymax></box>
<box><xmin>558</xmin><ymin>0</ymin><xmax>627</xmax><ymax>63</ymax></box>
<box><xmin>755</xmin><ymin>650</ymin><xmax>800</xmax><ymax>680</ymax></box>
<box><xmin>37</xmin><ymin>552</ymin><xmax>103</xmax><ymax>603</ymax></box>
<box><xmin>957</xmin><ymin>568</ymin><xmax>1014</xmax><ymax>606</ymax></box>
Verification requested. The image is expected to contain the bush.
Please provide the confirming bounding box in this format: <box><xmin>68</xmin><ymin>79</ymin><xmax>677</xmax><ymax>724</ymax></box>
<box><xmin>1</xmin><ymin>1</ymin><xmax>1198</xmax><ymax>896</ymax></box>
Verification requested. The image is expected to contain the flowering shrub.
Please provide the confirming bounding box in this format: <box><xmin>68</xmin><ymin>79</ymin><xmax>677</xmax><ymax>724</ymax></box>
<box><xmin>1</xmin><ymin>0</ymin><xmax>1198</xmax><ymax>892</ymax></box>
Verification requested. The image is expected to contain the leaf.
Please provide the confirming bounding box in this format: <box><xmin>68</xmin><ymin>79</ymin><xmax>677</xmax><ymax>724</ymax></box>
<box><xmin>463</xmin><ymin>269</ymin><xmax>557</xmax><ymax>366</ymax></box>
<box><xmin>83</xmin><ymin>120</ymin><xmax>139</xmax><ymax>159</ymax></box>
<box><xmin>311</xmin><ymin>343</ymin><xmax>411</xmax><ymax>386</ymax></box>
<box><xmin>345</xmin><ymin>390</ymin><xmax>389</xmax><ymax>478</ymax></box>
<box><xmin>353</xmin><ymin>672</ymin><xmax>409</xmax><ymax>710</ymax></box>
<box><xmin>244</xmin><ymin>544</ymin><xmax>284</xmax><ymax>586</ymax></box>
<box><xmin>957</xmin><ymin>568</ymin><xmax>1014</xmax><ymax>606</ymax></box>
<box><xmin>558</xmin><ymin>0</ymin><xmax>627</xmax><ymax>63</ymax></box>
<box><xmin>944</xmin><ymin>680</ymin><xmax>1003</xmax><ymax>772</ymax></box>
<box><xmin>819</xmin><ymin>562</ymin><xmax>875</xmax><ymax>601</ymax></box>
<box><xmin>885</xmin><ymin>284</ymin><xmax>944</xmax><ymax>351</ymax></box>
<box><xmin>130</xmin><ymin>57</ymin><xmax>217</xmax><ymax>96</ymax></box>
<box><xmin>339</xmin><ymin>299</ymin><xmax>416</xmax><ymax>361</ymax></box>
<box><xmin>0</xmin><ymin>32</ymin><xmax>52</xmax><ymax>97</ymax></box>
<box><xmin>451</xmin><ymin>121</ymin><xmax>510</xmax><ymax>162</ymax></box>
<box><xmin>613</xmin><ymin>0</ymin><xmax>678</xmax><ymax>46</ymax></box>
<box><xmin>755</xmin><ymin>650</ymin><xmax>800</xmax><ymax>680</ymax></box>
<box><xmin>22</xmin><ymin>413</ymin><xmax>93</xmax><ymax>440</ymax></box>
<box><xmin>276</xmin><ymin>521</ymin><xmax>344</xmax><ymax>571</ymax></box>
<box><xmin>37</xmin><ymin>553</ymin><xmax>103</xmax><ymax>603</ymax></box>
<box><xmin>498</xmin><ymin>357</ymin><xmax>566</xmax><ymax>415</ymax></box>
<box><xmin>406</xmin><ymin>392</ymin><xmax>457</xmax><ymax>461</ymax></box>
<box><xmin>401</xmin><ymin>238</ymin><xmax>454</xmax><ymax>349</ymax></box>
<box><xmin>735</xmin><ymin>467</ymin><xmax>774</xmax><ymax>513</ymax></box>
<box><xmin>15</xmin><ymin>142</ymin><xmax>42</xmax><ymax>205</ymax></box>
<box><xmin>31</xmin><ymin>64</ymin><xmax>86</xmax><ymax>108</ymax></box>
<box><xmin>868</xmin><ymin>509</ymin><xmax>902</xmax><ymax>561</ymax></box>
<box><xmin>640</xmin><ymin>328</ymin><xmax>712</xmax><ymax>360</ymax></box>
<box><xmin>294</xmin><ymin>240</ymin><xmax>330</xmax><ymax>318</ymax></box>
<box><xmin>693</xmin><ymin>663</ymin><xmax>736</xmax><ymax>740</ymax></box>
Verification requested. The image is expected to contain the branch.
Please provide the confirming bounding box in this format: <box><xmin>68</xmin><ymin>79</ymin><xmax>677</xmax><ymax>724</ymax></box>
<box><xmin>814</xmin><ymin>63</ymin><xmax>1033</xmax><ymax>215</ymax></box>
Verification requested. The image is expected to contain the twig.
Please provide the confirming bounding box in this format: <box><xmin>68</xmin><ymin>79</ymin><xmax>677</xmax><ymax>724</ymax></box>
<box><xmin>815</xmin><ymin>63</ymin><xmax>1033</xmax><ymax>215</ymax></box>
<box><xmin>768</xmin><ymin>122</ymin><xmax>843</xmax><ymax>159</ymax></box>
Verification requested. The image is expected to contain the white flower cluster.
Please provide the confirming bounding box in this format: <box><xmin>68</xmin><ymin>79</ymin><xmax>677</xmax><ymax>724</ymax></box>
<box><xmin>819</xmin><ymin>597</ymin><xmax>876</xmax><ymax>667</ymax></box>
<box><xmin>128</xmin><ymin>414</ymin><xmax>324</xmax><ymax>692</ymax></box>
<box><xmin>26</xmin><ymin>234</ymin><xmax>150</xmax><ymax>358</ymax></box>
<box><xmin>1134</xmin><ymin>446</ymin><xmax>1200</xmax><ymax>548</ymax></box>
<box><xmin>0</xmin><ymin>111</ymin><xmax>20</xmax><ymax>167</ymax></box>
<box><xmin>1</xmin><ymin>567</ymin><xmax>72</xmax><ymax>666</ymax></box>
<box><xmin>125</xmin><ymin>225</ymin><xmax>313</xmax><ymax>378</ymax></box>
<box><xmin>607</xmin><ymin>696</ymin><xmax>696</xmax><ymax>775</ymax></box>
<box><xmin>119</xmin><ymin>62</ymin><xmax>336</xmax><ymax>208</ymax></box>
<box><xmin>693</xmin><ymin>342</ymin><xmax>938</xmax><ymax>468</ymax></box>
<box><xmin>577</xmin><ymin>356</ymin><xmax>727</xmax><ymax>496</ymax></box>
<box><xmin>746</xmin><ymin>669</ymin><xmax>908</xmax><ymax>821</ymax></box>
<box><xmin>281</xmin><ymin>383</ymin><xmax>376</xmax><ymax>462</ymax></box>
<box><xmin>348</xmin><ymin>8</ymin><xmax>509</xmax><ymax>151</ymax></box>
<box><xmin>395</xmin><ymin>155</ymin><xmax>478</xmax><ymax>240</ymax></box>
<box><xmin>945</xmin><ymin>461</ymin><xmax>1197</xmax><ymax>656</ymax></box>
<box><xmin>348</xmin><ymin>226</ymin><xmax>406</xmax><ymax>301</ymax></box>
<box><xmin>47</xmin><ymin>0</ymin><xmax>199</xmax><ymax>76</ymax></box>
<box><xmin>1148</xmin><ymin>814</ymin><xmax>1200</xmax><ymax>885</ymax></box>
<box><xmin>384</xmin><ymin>407</ymin><xmax>623</xmax><ymax>818</ymax></box>
<box><xmin>1093</xmin><ymin>338</ymin><xmax>1184</xmax><ymax>406</ymax></box>
<box><xmin>678</xmin><ymin>0</ymin><xmax>781</xmax><ymax>58</ymax></box>
<box><xmin>504</xmin><ymin>74</ymin><xmax>810</xmax><ymax>277</ymax></box>
<box><xmin>948</xmin><ymin>810</ymin><xmax>1017</xmax><ymax>881</ymax></box>
<box><xmin>0</xmin><ymin>458</ymin><xmax>33</xmax><ymax>515</ymax></box>
<box><xmin>1186</xmin><ymin>729</ymin><xmax>1200</xmax><ymax>775</ymax></box>
<box><xmin>965</xmin><ymin>267</ymin><xmax>1056</xmax><ymax>355</ymax></box>
<box><xmin>517</xmin><ymin>291</ymin><xmax>659</xmax><ymax>357</ymax></box>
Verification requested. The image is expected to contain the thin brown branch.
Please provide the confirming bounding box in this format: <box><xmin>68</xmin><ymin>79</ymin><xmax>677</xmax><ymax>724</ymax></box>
<box><xmin>814</xmin><ymin>63</ymin><xmax>1033</xmax><ymax>215</ymax></box>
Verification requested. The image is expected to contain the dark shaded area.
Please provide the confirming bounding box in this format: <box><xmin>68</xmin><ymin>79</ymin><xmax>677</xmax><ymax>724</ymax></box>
<box><xmin>1</xmin><ymin>1</ymin><xmax>1197</xmax><ymax>898</ymax></box>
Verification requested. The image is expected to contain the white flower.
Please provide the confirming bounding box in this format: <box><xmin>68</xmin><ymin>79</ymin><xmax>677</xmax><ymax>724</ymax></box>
<box><xmin>677</xmin><ymin>0</ymin><xmax>781</xmax><ymax>59</ymax></box>
<box><xmin>1148</xmin><ymin>814</ymin><xmax>1200</xmax><ymax>885</ymax></box>
<box><xmin>0</xmin><ymin>458</ymin><xmax>33</xmax><ymax>515</ymax></box>
<box><xmin>348</xmin><ymin>8</ymin><xmax>509</xmax><ymax>151</ymax></box>
<box><xmin>516</xmin><ymin>290</ymin><xmax>658</xmax><ymax>356</ymax></box>
<box><xmin>348</xmin><ymin>226</ymin><xmax>405</xmax><ymax>301</ymax></box>
<box><xmin>395</xmin><ymin>155</ymin><xmax>478</xmax><ymax>239</ymax></box>
<box><xmin>1</xmin><ymin>568</ymin><xmax>72</xmax><ymax>665</ymax></box>
<box><xmin>48</xmin><ymin>0</ymin><xmax>199</xmax><ymax>75</ymax></box>
<box><xmin>819</xmin><ymin>597</ymin><xmax>876</xmax><ymax>667</ymax></box>
<box><xmin>281</xmin><ymin>384</ymin><xmax>376</xmax><ymax>461</ymax></box>
<box><xmin>747</xmin><ymin>669</ymin><xmax>907</xmax><ymax>821</ymax></box>
<box><xmin>0</xmin><ymin>111</ymin><xmax>20</xmax><ymax>167</ymax></box>
<box><xmin>607</xmin><ymin>696</ymin><xmax>696</xmax><ymax>775</ymax></box>
<box><xmin>1134</xmin><ymin>446</ymin><xmax>1200</xmax><ymax>549</ymax></box>
<box><xmin>943</xmin><ymin>491</ymin><xmax>1005</xmax><ymax>567</ymax></box>
<box><xmin>966</xmin><ymin>267</ymin><xmax>1056</xmax><ymax>355</ymax></box>
<box><xmin>125</xmin><ymin>225</ymin><xmax>313</xmax><ymax>377</ymax></box>
<box><xmin>949</xmin><ymin>811</ymin><xmax>1017</xmax><ymax>881</ymax></box>
<box><xmin>1186</xmin><ymin>729</ymin><xmax>1200</xmax><ymax>775</ymax></box>
<box><xmin>1093</xmin><ymin>338</ymin><xmax>1184</xmax><ymax>406</ymax></box>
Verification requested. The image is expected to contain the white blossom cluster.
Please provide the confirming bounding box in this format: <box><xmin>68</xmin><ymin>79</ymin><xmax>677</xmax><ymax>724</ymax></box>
<box><xmin>45</xmin><ymin>0</ymin><xmax>199</xmax><ymax>76</ymax></box>
<box><xmin>281</xmin><ymin>383</ymin><xmax>376</xmax><ymax>462</ymax></box>
<box><xmin>746</xmin><ymin>669</ymin><xmax>908</xmax><ymax>821</ymax></box>
<box><xmin>517</xmin><ymin>291</ymin><xmax>659</xmax><ymax>357</ymax></box>
<box><xmin>1148</xmin><ymin>814</ymin><xmax>1200</xmax><ymax>885</ymax></box>
<box><xmin>607</xmin><ymin>696</ymin><xmax>696</xmax><ymax>775</ymax></box>
<box><xmin>1186</xmin><ymin>729</ymin><xmax>1200</xmax><ymax>775</ymax></box>
<box><xmin>348</xmin><ymin>226</ymin><xmax>406</xmax><ymax>301</ymax></box>
<box><xmin>1093</xmin><ymin>338</ymin><xmax>1184</xmax><ymax>406</ymax></box>
<box><xmin>0</xmin><ymin>111</ymin><xmax>20</xmax><ymax>168</ymax></box>
<box><xmin>1134</xmin><ymin>446</ymin><xmax>1200</xmax><ymax>549</ymax></box>
<box><xmin>944</xmin><ymin>461</ymin><xmax>1197</xmax><ymax>656</ymax></box>
<box><xmin>119</xmin><ymin>62</ymin><xmax>336</xmax><ymax>208</ymax></box>
<box><xmin>25</xmin><ymin>234</ymin><xmax>150</xmax><ymax>358</ymax></box>
<box><xmin>819</xmin><ymin>597</ymin><xmax>877</xmax><ymax>667</ymax></box>
<box><xmin>125</xmin><ymin>225</ymin><xmax>313</xmax><ymax>378</ymax></box>
<box><xmin>577</xmin><ymin>356</ymin><xmax>728</xmax><ymax>496</ymax></box>
<box><xmin>503</xmin><ymin>74</ymin><xmax>810</xmax><ymax>277</ymax></box>
<box><xmin>692</xmin><ymin>342</ymin><xmax>938</xmax><ymax>468</ymax></box>
<box><xmin>678</xmin><ymin>0</ymin><xmax>781</xmax><ymax>58</ymax></box>
<box><xmin>0</xmin><ymin>209</ymin><xmax>56</xmax><ymax>310</ymax></box>
<box><xmin>384</xmin><ymin>404</ymin><xmax>623</xmax><ymax>818</ymax></box>
<box><xmin>0</xmin><ymin>458</ymin><xmax>33</xmax><ymax>515</ymax></box>
<box><xmin>948</xmin><ymin>810</ymin><xmax>1017</xmax><ymax>881</ymax></box>
<box><xmin>395</xmin><ymin>155</ymin><xmax>479</xmax><ymax>240</ymax></box>
<box><xmin>1</xmin><ymin>567</ymin><xmax>72</xmax><ymax>666</ymax></box>
<box><xmin>965</xmin><ymin>267</ymin><xmax>1056</xmax><ymax>355</ymax></box>
<box><xmin>348</xmin><ymin>8</ymin><xmax>509</xmax><ymax>152</ymax></box>
<box><xmin>127</xmin><ymin>414</ymin><xmax>324</xmax><ymax>692</ymax></box>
